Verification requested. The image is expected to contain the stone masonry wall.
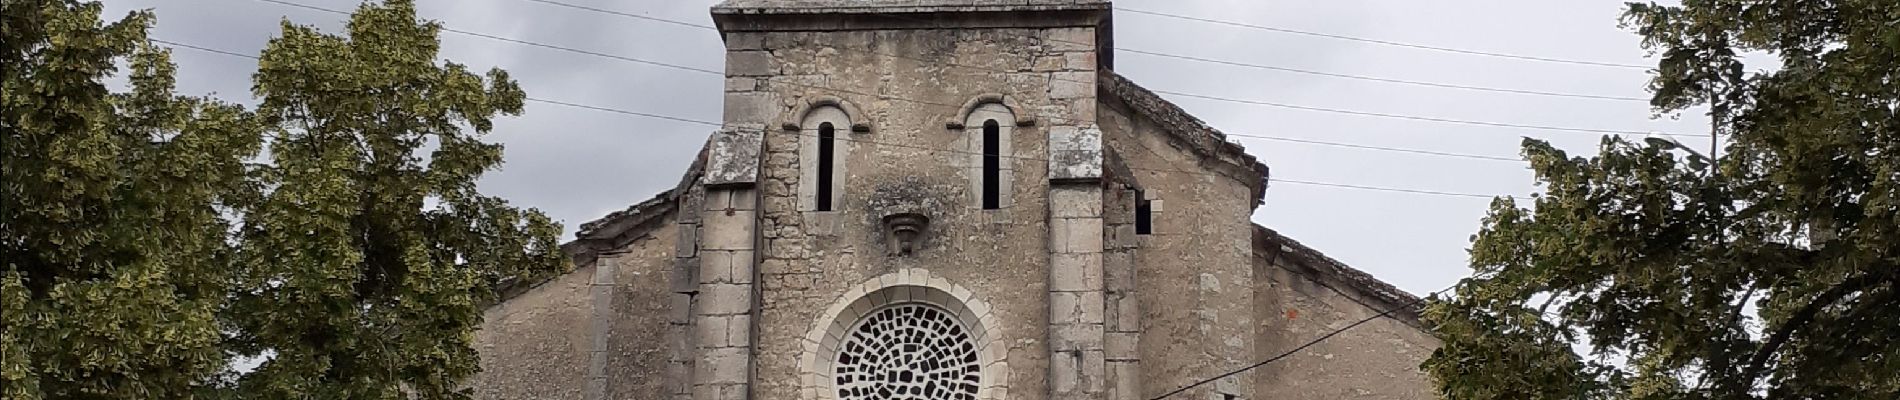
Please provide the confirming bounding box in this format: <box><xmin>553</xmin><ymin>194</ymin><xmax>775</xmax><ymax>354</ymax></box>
<box><xmin>1251</xmin><ymin>247</ymin><xmax>1439</xmax><ymax>399</ymax></box>
<box><xmin>721</xmin><ymin>23</ymin><xmax>1101</xmax><ymax>399</ymax></box>
<box><xmin>1099</xmin><ymin>95</ymin><xmax>1259</xmax><ymax>399</ymax></box>
<box><xmin>470</xmin><ymin>213</ymin><xmax>678</xmax><ymax>400</ymax></box>
<box><xmin>603</xmin><ymin>223</ymin><xmax>685</xmax><ymax>399</ymax></box>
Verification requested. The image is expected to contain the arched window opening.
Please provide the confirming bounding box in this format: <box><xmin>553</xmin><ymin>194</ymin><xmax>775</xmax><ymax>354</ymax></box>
<box><xmin>798</xmin><ymin>105</ymin><xmax>849</xmax><ymax>212</ymax></box>
<box><xmin>981</xmin><ymin>120</ymin><xmax>1001</xmax><ymax>210</ymax></box>
<box><xmin>961</xmin><ymin>103</ymin><xmax>1014</xmax><ymax>210</ymax></box>
<box><xmin>817</xmin><ymin>122</ymin><xmax>836</xmax><ymax>212</ymax></box>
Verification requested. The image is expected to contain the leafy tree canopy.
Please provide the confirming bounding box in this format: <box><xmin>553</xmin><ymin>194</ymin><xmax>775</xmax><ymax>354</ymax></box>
<box><xmin>1425</xmin><ymin>1</ymin><xmax>1898</xmax><ymax>399</ymax></box>
<box><xmin>1</xmin><ymin>1</ymin><xmax>567</xmax><ymax>398</ymax></box>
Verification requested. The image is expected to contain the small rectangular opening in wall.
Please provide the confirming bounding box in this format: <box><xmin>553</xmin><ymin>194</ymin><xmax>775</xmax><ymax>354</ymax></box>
<box><xmin>1134</xmin><ymin>189</ymin><xmax>1153</xmax><ymax>235</ymax></box>
<box><xmin>1224</xmin><ymin>394</ymin><xmax>1239</xmax><ymax>400</ymax></box>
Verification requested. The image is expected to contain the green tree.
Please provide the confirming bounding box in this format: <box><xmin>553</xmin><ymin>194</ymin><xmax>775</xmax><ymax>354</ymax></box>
<box><xmin>2</xmin><ymin>1</ymin><xmax>264</xmax><ymax>399</ymax></box>
<box><xmin>226</xmin><ymin>1</ymin><xmax>566</xmax><ymax>398</ymax></box>
<box><xmin>1424</xmin><ymin>1</ymin><xmax>1898</xmax><ymax>399</ymax></box>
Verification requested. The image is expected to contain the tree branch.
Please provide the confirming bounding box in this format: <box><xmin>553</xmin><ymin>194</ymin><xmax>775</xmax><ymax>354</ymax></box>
<box><xmin>1740</xmin><ymin>272</ymin><xmax>1891</xmax><ymax>384</ymax></box>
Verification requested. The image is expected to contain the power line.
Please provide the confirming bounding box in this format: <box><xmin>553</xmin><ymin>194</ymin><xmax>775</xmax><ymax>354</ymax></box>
<box><xmin>171</xmin><ymin>6</ymin><xmax>1529</xmax><ymax>165</ymax></box>
<box><xmin>512</xmin><ymin>0</ymin><xmax>1650</xmax><ymax>102</ymax></box>
<box><xmin>257</xmin><ymin>0</ymin><xmax>722</xmax><ymax>75</ymax></box>
<box><xmin>151</xmin><ymin>38</ymin><xmax>256</xmax><ymax>59</ymax></box>
<box><xmin>256</xmin><ymin>0</ymin><xmax>1698</xmax><ymax>139</ymax></box>
<box><xmin>1116</xmin><ymin>49</ymin><xmax>1648</xmax><ymax>102</ymax></box>
<box><xmin>147</xmin><ymin>37</ymin><xmax>1515</xmax><ymax>200</ymax></box>
<box><xmin>1115</xmin><ymin>6</ymin><xmax>1652</xmax><ymax>69</ymax></box>
<box><xmin>1147</xmin><ymin>286</ymin><xmax>1446</xmax><ymax>399</ymax></box>
<box><xmin>1232</xmin><ymin>135</ymin><xmax>1519</xmax><ymax>162</ymax></box>
<box><xmin>1151</xmin><ymin>89</ymin><xmax>1696</xmax><ymax>137</ymax></box>
<box><xmin>521</xmin><ymin>0</ymin><xmax>714</xmax><ymax>30</ymax></box>
<box><xmin>248</xmin><ymin>0</ymin><xmax>1548</xmax><ymax>161</ymax></box>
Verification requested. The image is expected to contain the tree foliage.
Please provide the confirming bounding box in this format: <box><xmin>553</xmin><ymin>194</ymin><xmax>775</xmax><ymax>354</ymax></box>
<box><xmin>2</xmin><ymin>1</ymin><xmax>261</xmax><ymax>398</ymax></box>
<box><xmin>1</xmin><ymin>1</ymin><xmax>567</xmax><ymax>398</ymax></box>
<box><xmin>1425</xmin><ymin>1</ymin><xmax>1898</xmax><ymax>399</ymax></box>
<box><xmin>226</xmin><ymin>1</ymin><xmax>565</xmax><ymax>398</ymax></box>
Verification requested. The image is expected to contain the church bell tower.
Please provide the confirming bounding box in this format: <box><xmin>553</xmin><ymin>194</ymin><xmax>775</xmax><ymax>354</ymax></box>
<box><xmin>666</xmin><ymin>1</ymin><xmax>1123</xmax><ymax>399</ymax></box>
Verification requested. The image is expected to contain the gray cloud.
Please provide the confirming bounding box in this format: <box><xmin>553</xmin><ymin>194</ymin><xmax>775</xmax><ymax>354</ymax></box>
<box><xmin>105</xmin><ymin>0</ymin><xmax>1710</xmax><ymax>295</ymax></box>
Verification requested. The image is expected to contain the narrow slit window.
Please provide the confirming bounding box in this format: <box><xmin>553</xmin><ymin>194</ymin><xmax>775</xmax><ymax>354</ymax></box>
<box><xmin>1134</xmin><ymin>189</ymin><xmax>1153</xmax><ymax>235</ymax></box>
<box><xmin>981</xmin><ymin>120</ymin><xmax>1001</xmax><ymax>209</ymax></box>
<box><xmin>817</xmin><ymin>122</ymin><xmax>836</xmax><ymax>212</ymax></box>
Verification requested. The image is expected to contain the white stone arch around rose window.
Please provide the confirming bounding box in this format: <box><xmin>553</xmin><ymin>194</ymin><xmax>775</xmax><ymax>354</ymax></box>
<box><xmin>798</xmin><ymin>268</ymin><xmax>1010</xmax><ymax>400</ymax></box>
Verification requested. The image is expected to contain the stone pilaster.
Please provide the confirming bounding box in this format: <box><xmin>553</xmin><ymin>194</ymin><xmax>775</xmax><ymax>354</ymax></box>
<box><xmin>1050</xmin><ymin>118</ymin><xmax>1106</xmax><ymax>399</ymax></box>
<box><xmin>1104</xmin><ymin>187</ymin><xmax>1141</xmax><ymax>400</ymax></box>
<box><xmin>693</xmin><ymin>127</ymin><xmax>763</xmax><ymax>400</ymax></box>
<box><xmin>692</xmin><ymin>187</ymin><xmax>758</xmax><ymax>400</ymax></box>
<box><xmin>1049</xmin><ymin>185</ymin><xmax>1107</xmax><ymax>399</ymax></box>
<box><xmin>585</xmin><ymin>252</ymin><xmax>620</xmax><ymax>400</ymax></box>
<box><xmin>664</xmin><ymin>185</ymin><xmax>707</xmax><ymax>400</ymax></box>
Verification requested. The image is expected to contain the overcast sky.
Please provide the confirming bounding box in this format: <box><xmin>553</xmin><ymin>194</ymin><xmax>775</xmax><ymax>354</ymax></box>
<box><xmin>101</xmin><ymin>0</ymin><xmax>1715</xmax><ymax>296</ymax></box>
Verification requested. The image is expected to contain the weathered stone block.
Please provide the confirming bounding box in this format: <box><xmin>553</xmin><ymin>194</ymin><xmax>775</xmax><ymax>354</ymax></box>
<box><xmin>668</xmin><ymin>293</ymin><xmax>696</xmax><ymax>325</ymax></box>
<box><xmin>704</xmin><ymin>129</ymin><xmax>762</xmax><ymax>186</ymax></box>
<box><xmin>591</xmin><ymin>256</ymin><xmax>618</xmax><ymax>285</ymax></box>
<box><xmin>675</xmin><ymin>223</ymin><xmax>699</xmax><ymax>258</ymax></box>
<box><xmin>1050</xmin><ymin>291</ymin><xmax>1084</xmax><ymax>323</ymax></box>
<box><xmin>1110</xmin><ymin>293</ymin><xmax>1140</xmax><ymax>331</ymax></box>
<box><xmin>725</xmin><ymin>50</ymin><xmax>776</xmax><ymax>76</ymax></box>
<box><xmin>1105</xmin><ymin>332</ymin><xmax>1138</xmax><ymax>360</ymax></box>
<box><xmin>1049</xmin><ymin>253</ymin><xmax>1102</xmax><ymax>292</ymax></box>
<box><xmin>723</xmin><ymin>77</ymin><xmax>756</xmax><ymax>92</ymax></box>
<box><xmin>1103</xmin><ymin>250</ymin><xmax>1133</xmax><ymax>284</ymax></box>
<box><xmin>722</xmin><ymin>91</ymin><xmax>779</xmax><ymax>126</ymax></box>
<box><xmin>1051</xmin><ymin>350</ymin><xmax>1080</xmax><ymax>394</ymax></box>
<box><xmin>1046</xmin><ymin>27</ymin><xmax>1095</xmax><ymax>52</ymax></box>
<box><xmin>697</xmin><ymin>315</ymin><xmax>732</xmax><ymax>347</ymax></box>
<box><xmin>1050</xmin><ymin>187</ymin><xmax>1102</xmax><ymax>218</ymax></box>
<box><xmin>697</xmin><ymin>284</ymin><xmax>752</xmax><ymax>316</ymax></box>
<box><xmin>729</xmin><ymin>188</ymin><xmax>758</xmax><ymax>210</ymax></box>
<box><xmin>1051</xmin><ymin>323</ymin><xmax>1104</xmax><ymax>351</ymax></box>
<box><xmin>1050</xmin><ymin>217</ymin><xmax>1105</xmax><ymax>254</ymax></box>
<box><xmin>1049</xmin><ymin>126</ymin><xmax>1103</xmax><ymax>180</ymax></box>
<box><xmin>670</xmin><ymin>256</ymin><xmax>699</xmax><ymax>294</ymax></box>
<box><xmin>1081</xmin><ymin>349</ymin><xmax>1107</xmax><ymax>394</ymax></box>
<box><xmin>729</xmin><ymin>250</ymin><xmax>755</xmax><ymax>284</ymax></box>
<box><xmin>1065</xmin><ymin>51</ymin><xmax>1096</xmax><ymax>71</ymax></box>
<box><xmin>1049</xmin><ymin>71</ymin><xmax>1093</xmax><ymax>99</ymax></box>
<box><xmin>700</xmin><ymin>211</ymin><xmax>755</xmax><ymax>251</ymax></box>
<box><xmin>1033</xmin><ymin>55</ymin><xmax>1066</xmax><ymax>72</ymax></box>
<box><xmin>1107</xmin><ymin>360</ymin><xmax>1138</xmax><ymax>400</ymax></box>
<box><xmin>665</xmin><ymin>360</ymin><xmax>693</xmax><ymax>394</ymax></box>
<box><xmin>1067</xmin><ymin>97</ymin><xmax>1099</xmax><ymax>122</ymax></box>
<box><xmin>724</xmin><ymin>32</ymin><xmax>764</xmax><ymax>50</ymax></box>
<box><xmin>698</xmin><ymin>251</ymin><xmax>734</xmax><ymax>284</ymax></box>
<box><xmin>1107</xmin><ymin>223</ymin><xmax>1138</xmax><ymax>250</ymax></box>
<box><xmin>1077</xmin><ymin>290</ymin><xmax>1105</xmax><ymax>324</ymax></box>
<box><xmin>695</xmin><ymin>347</ymin><xmax>749</xmax><ymax>384</ymax></box>
<box><xmin>725</xmin><ymin>314</ymin><xmax>751</xmax><ymax>347</ymax></box>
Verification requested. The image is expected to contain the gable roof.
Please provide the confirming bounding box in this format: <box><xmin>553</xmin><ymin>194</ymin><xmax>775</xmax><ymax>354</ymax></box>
<box><xmin>507</xmin><ymin>74</ymin><xmax>1416</xmax><ymax>326</ymax></box>
<box><xmin>1254</xmin><ymin>225</ymin><xmax>1427</xmax><ymax>327</ymax></box>
<box><xmin>1096</xmin><ymin>69</ymin><xmax>1271</xmax><ymax>206</ymax></box>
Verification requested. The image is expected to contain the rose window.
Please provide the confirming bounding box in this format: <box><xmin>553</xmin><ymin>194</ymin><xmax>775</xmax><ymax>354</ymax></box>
<box><xmin>833</xmin><ymin>303</ymin><xmax>981</xmax><ymax>400</ymax></box>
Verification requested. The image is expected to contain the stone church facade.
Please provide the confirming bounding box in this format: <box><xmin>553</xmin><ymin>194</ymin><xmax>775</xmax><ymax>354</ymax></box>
<box><xmin>467</xmin><ymin>1</ymin><xmax>1440</xmax><ymax>399</ymax></box>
